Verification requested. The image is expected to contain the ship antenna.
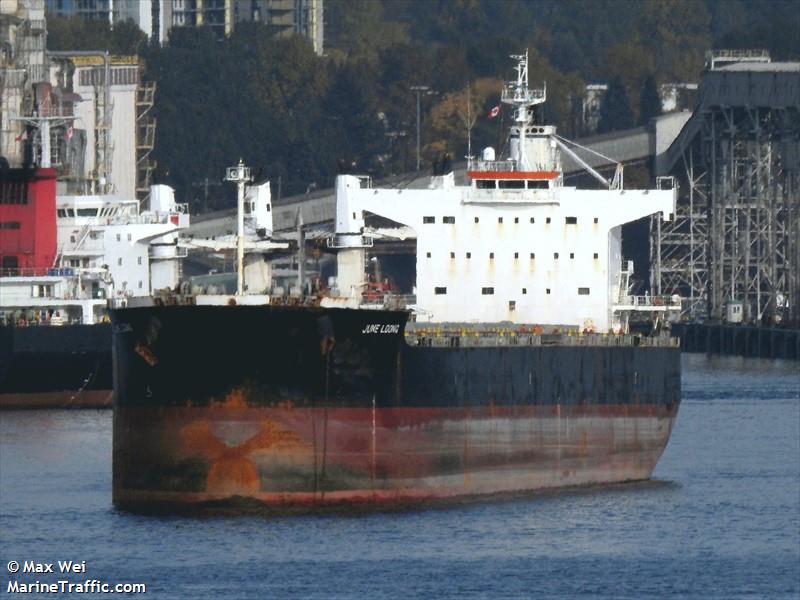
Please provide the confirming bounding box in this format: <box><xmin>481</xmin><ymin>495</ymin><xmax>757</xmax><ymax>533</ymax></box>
<box><xmin>460</xmin><ymin>83</ymin><xmax>478</xmax><ymax>164</ymax></box>
<box><xmin>466</xmin><ymin>83</ymin><xmax>472</xmax><ymax>161</ymax></box>
<box><xmin>502</xmin><ymin>49</ymin><xmax>546</xmax><ymax>171</ymax></box>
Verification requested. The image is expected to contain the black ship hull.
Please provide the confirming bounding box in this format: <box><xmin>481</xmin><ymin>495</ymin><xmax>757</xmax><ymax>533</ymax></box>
<box><xmin>110</xmin><ymin>303</ymin><xmax>681</xmax><ymax>512</ymax></box>
<box><xmin>0</xmin><ymin>324</ymin><xmax>113</xmax><ymax>409</ymax></box>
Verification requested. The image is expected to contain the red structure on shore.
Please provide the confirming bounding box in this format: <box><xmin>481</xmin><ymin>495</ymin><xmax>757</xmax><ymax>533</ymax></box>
<box><xmin>0</xmin><ymin>167</ymin><xmax>57</xmax><ymax>273</ymax></box>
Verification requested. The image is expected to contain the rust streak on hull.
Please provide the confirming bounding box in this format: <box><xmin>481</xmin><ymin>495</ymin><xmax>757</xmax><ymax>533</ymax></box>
<box><xmin>113</xmin><ymin>404</ymin><xmax>678</xmax><ymax>512</ymax></box>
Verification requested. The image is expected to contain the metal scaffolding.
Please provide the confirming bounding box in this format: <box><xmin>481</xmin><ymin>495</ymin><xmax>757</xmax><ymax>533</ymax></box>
<box><xmin>653</xmin><ymin>55</ymin><xmax>800</xmax><ymax>326</ymax></box>
<box><xmin>136</xmin><ymin>78</ymin><xmax>157</xmax><ymax>204</ymax></box>
<box><xmin>1</xmin><ymin>1</ymin><xmax>47</xmax><ymax>166</ymax></box>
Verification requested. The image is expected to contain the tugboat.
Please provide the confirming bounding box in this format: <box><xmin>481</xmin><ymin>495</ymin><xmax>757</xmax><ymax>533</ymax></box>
<box><xmin>110</xmin><ymin>52</ymin><xmax>682</xmax><ymax>512</ymax></box>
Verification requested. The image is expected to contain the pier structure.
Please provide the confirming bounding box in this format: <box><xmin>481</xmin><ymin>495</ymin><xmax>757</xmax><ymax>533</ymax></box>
<box><xmin>653</xmin><ymin>51</ymin><xmax>800</xmax><ymax>328</ymax></box>
<box><xmin>672</xmin><ymin>322</ymin><xmax>799</xmax><ymax>361</ymax></box>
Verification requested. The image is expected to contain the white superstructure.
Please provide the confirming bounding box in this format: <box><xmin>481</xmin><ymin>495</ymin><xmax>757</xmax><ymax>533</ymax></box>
<box><xmin>0</xmin><ymin>186</ymin><xmax>189</xmax><ymax>325</ymax></box>
<box><xmin>180</xmin><ymin>169</ymin><xmax>288</xmax><ymax>296</ymax></box>
<box><xmin>330</xmin><ymin>52</ymin><xmax>680</xmax><ymax>332</ymax></box>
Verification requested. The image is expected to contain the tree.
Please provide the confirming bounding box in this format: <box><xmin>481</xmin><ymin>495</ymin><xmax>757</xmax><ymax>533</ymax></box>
<box><xmin>323</xmin><ymin>62</ymin><xmax>386</xmax><ymax>174</ymax></box>
<box><xmin>638</xmin><ymin>0</ymin><xmax>711</xmax><ymax>82</ymax></box>
<box><xmin>603</xmin><ymin>37</ymin><xmax>655</xmax><ymax>119</ymax></box>
<box><xmin>47</xmin><ymin>16</ymin><xmax>147</xmax><ymax>54</ymax></box>
<box><xmin>426</xmin><ymin>78</ymin><xmax>503</xmax><ymax>159</ymax></box>
<box><xmin>325</xmin><ymin>0</ymin><xmax>408</xmax><ymax>64</ymax></box>
<box><xmin>40</xmin><ymin>0</ymin><xmax>789</xmax><ymax>213</ymax></box>
<box><xmin>597</xmin><ymin>78</ymin><xmax>634</xmax><ymax>134</ymax></box>
<box><xmin>639</xmin><ymin>75</ymin><xmax>662</xmax><ymax>125</ymax></box>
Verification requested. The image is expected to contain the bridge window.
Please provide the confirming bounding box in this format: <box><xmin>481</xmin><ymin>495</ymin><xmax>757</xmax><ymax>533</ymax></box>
<box><xmin>482</xmin><ymin>287</ymin><xmax>494</xmax><ymax>295</ymax></box>
<box><xmin>489</xmin><ymin>252</ymin><xmax>494</xmax><ymax>259</ymax></box>
<box><xmin>509</xmin><ymin>301</ymin><xmax>516</xmax><ymax>311</ymax></box>
<box><xmin>450</xmin><ymin>252</ymin><xmax>455</xmax><ymax>259</ymax></box>
<box><xmin>546</xmin><ymin>288</ymin><xmax>551</xmax><ymax>294</ymax></box>
<box><xmin>593</xmin><ymin>253</ymin><xmax>599</xmax><ymax>259</ymax></box>
<box><xmin>514</xmin><ymin>217</ymin><xmax>519</xmax><ymax>223</ymax></box>
<box><xmin>426</xmin><ymin>252</ymin><xmax>431</xmax><ymax>258</ymax></box>
<box><xmin>423</xmin><ymin>216</ymin><xmax>435</xmax><ymax>224</ymax></box>
<box><xmin>527</xmin><ymin>180</ymin><xmax>549</xmax><ymax>189</ymax></box>
<box><xmin>530</xmin><ymin>253</ymin><xmax>535</xmax><ymax>259</ymax></box>
<box><xmin>546</xmin><ymin>217</ymin><xmax>551</xmax><ymax>224</ymax></box>
<box><xmin>117</xmin><ymin>258</ymin><xmax>123</xmax><ymax>266</ymax></box>
<box><xmin>566</xmin><ymin>216</ymin><xmax>577</xmax><ymax>224</ymax></box>
<box><xmin>474</xmin><ymin>216</ymin><xmax>480</xmax><ymax>223</ymax></box>
<box><xmin>499</xmin><ymin>180</ymin><xmax>525</xmax><ymax>189</ymax></box>
<box><xmin>522</xmin><ymin>288</ymin><xmax>527</xmax><ymax>294</ymax></box>
<box><xmin>0</xmin><ymin>181</ymin><xmax>28</xmax><ymax>204</ymax></box>
<box><xmin>34</xmin><ymin>284</ymin><xmax>52</xmax><ymax>297</ymax></box>
<box><xmin>476</xmin><ymin>180</ymin><xmax>496</xmax><ymax>189</ymax></box>
<box><xmin>1</xmin><ymin>256</ymin><xmax>18</xmax><ymax>271</ymax></box>
<box><xmin>0</xmin><ymin>221</ymin><xmax>20</xmax><ymax>229</ymax></box>
<box><xmin>514</xmin><ymin>252</ymin><xmax>519</xmax><ymax>259</ymax></box>
<box><xmin>570</xmin><ymin>253</ymin><xmax>575</xmax><ymax>259</ymax></box>
<box><xmin>594</xmin><ymin>217</ymin><xmax>599</xmax><ymax>224</ymax></box>
<box><xmin>466</xmin><ymin>252</ymin><xmax>471</xmax><ymax>259</ymax></box>
<box><xmin>435</xmin><ymin>287</ymin><xmax>447</xmax><ymax>295</ymax></box>
<box><xmin>57</xmin><ymin>209</ymin><xmax>67</xmax><ymax>218</ymax></box>
<box><xmin>530</xmin><ymin>217</ymin><xmax>535</xmax><ymax>223</ymax></box>
<box><xmin>498</xmin><ymin>217</ymin><xmax>503</xmax><ymax>223</ymax></box>
<box><xmin>554</xmin><ymin>252</ymin><xmax>559</xmax><ymax>259</ymax></box>
<box><xmin>578</xmin><ymin>287</ymin><xmax>591</xmax><ymax>295</ymax></box>
<box><xmin>443</xmin><ymin>216</ymin><xmax>455</xmax><ymax>224</ymax></box>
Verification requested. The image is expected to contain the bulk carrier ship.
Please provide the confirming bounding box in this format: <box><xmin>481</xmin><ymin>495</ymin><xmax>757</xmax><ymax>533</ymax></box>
<box><xmin>110</xmin><ymin>52</ymin><xmax>682</xmax><ymax>512</ymax></box>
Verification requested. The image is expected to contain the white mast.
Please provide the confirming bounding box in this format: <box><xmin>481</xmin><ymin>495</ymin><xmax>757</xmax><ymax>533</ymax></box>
<box><xmin>224</xmin><ymin>160</ymin><xmax>252</xmax><ymax>295</ymax></box>
<box><xmin>501</xmin><ymin>50</ymin><xmax>546</xmax><ymax>171</ymax></box>
<box><xmin>10</xmin><ymin>116</ymin><xmax>74</xmax><ymax>168</ymax></box>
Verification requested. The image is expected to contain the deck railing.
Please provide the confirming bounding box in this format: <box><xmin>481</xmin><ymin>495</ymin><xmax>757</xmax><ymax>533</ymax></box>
<box><xmin>617</xmin><ymin>295</ymin><xmax>682</xmax><ymax>308</ymax></box>
<box><xmin>467</xmin><ymin>159</ymin><xmax>519</xmax><ymax>172</ymax></box>
<box><xmin>501</xmin><ymin>85</ymin><xmax>545</xmax><ymax>105</ymax></box>
<box><xmin>0</xmin><ymin>267</ymin><xmax>77</xmax><ymax>278</ymax></box>
<box><xmin>404</xmin><ymin>329</ymin><xmax>679</xmax><ymax>349</ymax></box>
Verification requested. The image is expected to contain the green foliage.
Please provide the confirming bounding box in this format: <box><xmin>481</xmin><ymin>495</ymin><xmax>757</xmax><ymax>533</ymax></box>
<box><xmin>598</xmin><ymin>78</ymin><xmax>634</xmax><ymax>134</ymax></box>
<box><xmin>45</xmin><ymin>1</ymin><xmax>798</xmax><ymax>213</ymax></box>
<box><xmin>639</xmin><ymin>75</ymin><xmax>663</xmax><ymax>125</ymax></box>
<box><xmin>143</xmin><ymin>25</ymin><xmax>334</xmax><ymax>208</ymax></box>
<box><xmin>710</xmin><ymin>0</ymin><xmax>800</xmax><ymax>60</ymax></box>
<box><xmin>47</xmin><ymin>16</ymin><xmax>147</xmax><ymax>55</ymax></box>
<box><xmin>326</xmin><ymin>0</ymin><xmax>408</xmax><ymax>64</ymax></box>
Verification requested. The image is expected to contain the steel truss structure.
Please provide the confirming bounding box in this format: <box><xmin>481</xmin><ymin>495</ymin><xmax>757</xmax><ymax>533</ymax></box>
<box><xmin>653</xmin><ymin>64</ymin><xmax>800</xmax><ymax>326</ymax></box>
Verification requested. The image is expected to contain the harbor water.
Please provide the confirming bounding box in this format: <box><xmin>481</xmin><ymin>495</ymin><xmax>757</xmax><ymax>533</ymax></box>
<box><xmin>1</xmin><ymin>354</ymin><xmax>798</xmax><ymax>599</ymax></box>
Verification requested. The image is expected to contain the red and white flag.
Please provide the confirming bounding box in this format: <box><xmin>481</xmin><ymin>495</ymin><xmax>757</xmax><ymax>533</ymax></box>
<box><xmin>488</xmin><ymin>104</ymin><xmax>501</xmax><ymax>119</ymax></box>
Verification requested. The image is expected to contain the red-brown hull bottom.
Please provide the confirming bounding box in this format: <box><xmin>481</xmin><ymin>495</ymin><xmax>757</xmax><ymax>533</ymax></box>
<box><xmin>0</xmin><ymin>389</ymin><xmax>112</xmax><ymax>409</ymax></box>
<box><xmin>113</xmin><ymin>403</ymin><xmax>679</xmax><ymax>512</ymax></box>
